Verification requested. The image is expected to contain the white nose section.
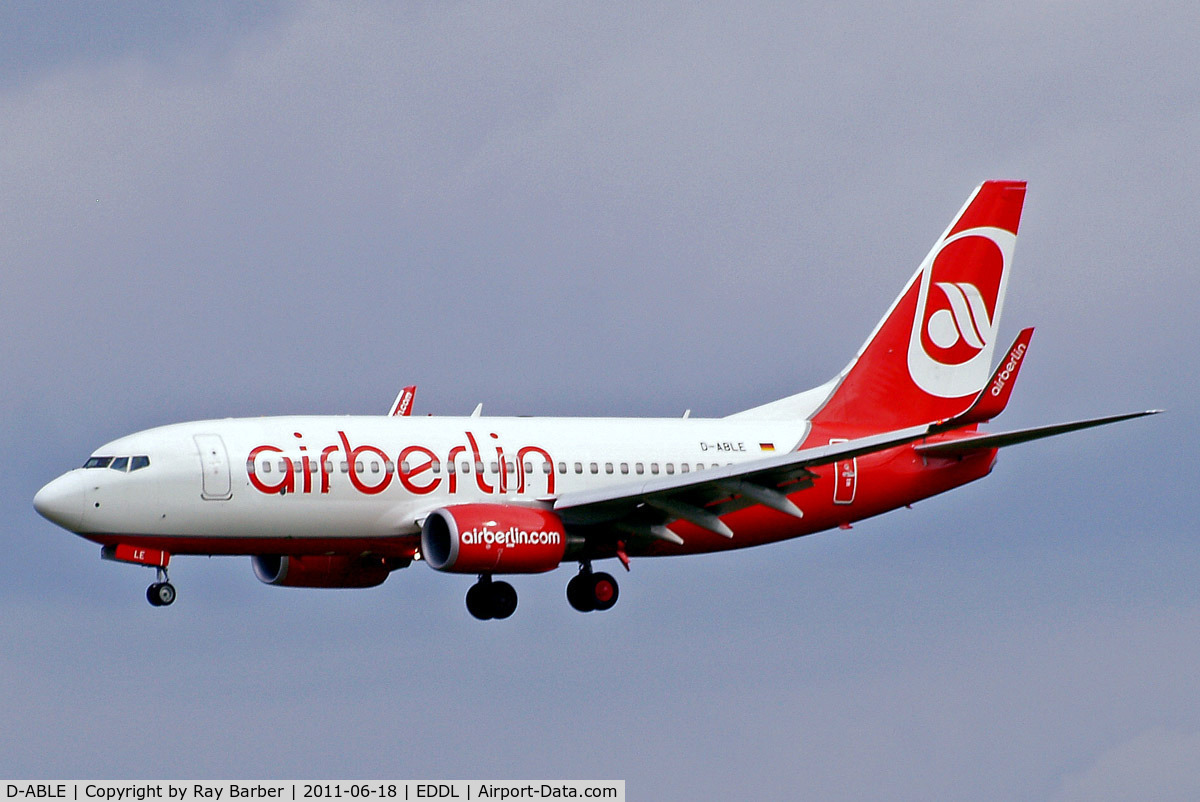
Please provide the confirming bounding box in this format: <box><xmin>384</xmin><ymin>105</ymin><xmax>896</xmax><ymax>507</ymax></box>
<box><xmin>33</xmin><ymin>472</ymin><xmax>85</xmax><ymax>531</ymax></box>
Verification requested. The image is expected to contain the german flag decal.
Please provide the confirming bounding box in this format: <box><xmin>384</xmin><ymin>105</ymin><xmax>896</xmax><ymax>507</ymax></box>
<box><xmin>759</xmin><ymin>443</ymin><xmax>775</xmax><ymax>452</ymax></box>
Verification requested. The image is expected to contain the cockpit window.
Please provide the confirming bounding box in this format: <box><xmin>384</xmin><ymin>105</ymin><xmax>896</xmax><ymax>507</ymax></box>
<box><xmin>83</xmin><ymin>455</ymin><xmax>149</xmax><ymax>471</ymax></box>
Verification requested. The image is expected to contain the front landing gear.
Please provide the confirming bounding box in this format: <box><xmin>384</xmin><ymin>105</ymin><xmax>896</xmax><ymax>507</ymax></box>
<box><xmin>567</xmin><ymin>565</ymin><xmax>619</xmax><ymax>613</ymax></box>
<box><xmin>147</xmin><ymin>567</ymin><xmax>175</xmax><ymax>607</ymax></box>
<box><xmin>466</xmin><ymin>575</ymin><xmax>517</xmax><ymax>620</ymax></box>
<box><xmin>100</xmin><ymin>545</ymin><xmax>176</xmax><ymax>608</ymax></box>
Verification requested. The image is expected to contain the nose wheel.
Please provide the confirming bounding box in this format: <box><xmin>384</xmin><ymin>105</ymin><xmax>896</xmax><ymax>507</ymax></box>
<box><xmin>465</xmin><ymin>575</ymin><xmax>517</xmax><ymax>620</ymax></box>
<box><xmin>146</xmin><ymin>567</ymin><xmax>176</xmax><ymax>607</ymax></box>
<box><xmin>566</xmin><ymin>564</ymin><xmax>619</xmax><ymax>613</ymax></box>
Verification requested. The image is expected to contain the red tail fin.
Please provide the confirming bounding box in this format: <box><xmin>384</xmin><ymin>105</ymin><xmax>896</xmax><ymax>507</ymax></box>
<box><xmin>812</xmin><ymin>181</ymin><xmax>1027</xmax><ymax>431</ymax></box>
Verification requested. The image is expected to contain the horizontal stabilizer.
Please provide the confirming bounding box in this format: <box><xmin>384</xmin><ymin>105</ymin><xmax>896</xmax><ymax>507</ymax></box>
<box><xmin>915</xmin><ymin>410</ymin><xmax>1162</xmax><ymax>457</ymax></box>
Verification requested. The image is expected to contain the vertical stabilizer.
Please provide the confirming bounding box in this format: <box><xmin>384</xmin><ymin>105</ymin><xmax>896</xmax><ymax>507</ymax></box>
<box><xmin>810</xmin><ymin>180</ymin><xmax>1027</xmax><ymax>431</ymax></box>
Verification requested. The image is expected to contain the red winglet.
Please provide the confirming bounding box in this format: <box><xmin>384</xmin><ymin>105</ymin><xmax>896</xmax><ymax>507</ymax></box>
<box><xmin>389</xmin><ymin>385</ymin><xmax>417</xmax><ymax>417</ymax></box>
<box><xmin>943</xmin><ymin>327</ymin><xmax>1034</xmax><ymax>427</ymax></box>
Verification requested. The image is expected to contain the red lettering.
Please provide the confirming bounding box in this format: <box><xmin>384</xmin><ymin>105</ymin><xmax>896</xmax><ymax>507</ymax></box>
<box><xmin>446</xmin><ymin>445</ymin><xmax>466</xmax><ymax>493</ymax></box>
<box><xmin>248</xmin><ymin>445</ymin><xmax>293</xmax><ymax>494</ymax></box>
<box><xmin>338</xmin><ymin>431</ymin><xmax>393</xmax><ymax>495</ymax></box>
<box><xmin>247</xmin><ymin>434</ymin><xmax>557</xmax><ymax>499</ymax></box>
<box><xmin>320</xmin><ymin>444</ymin><xmax>339</xmax><ymax>493</ymax></box>
<box><xmin>493</xmin><ymin>434</ymin><xmax>508</xmax><ymax>494</ymax></box>
<box><xmin>517</xmin><ymin>446</ymin><xmax>555</xmax><ymax>495</ymax></box>
<box><xmin>465</xmin><ymin>432</ymin><xmax>493</xmax><ymax>493</ymax></box>
<box><xmin>398</xmin><ymin>445</ymin><xmax>442</xmax><ymax>495</ymax></box>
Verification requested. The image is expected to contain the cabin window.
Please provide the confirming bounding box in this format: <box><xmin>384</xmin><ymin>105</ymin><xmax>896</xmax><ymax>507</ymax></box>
<box><xmin>308</xmin><ymin>461</ymin><xmax>318</xmax><ymax>473</ymax></box>
<box><xmin>557</xmin><ymin>462</ymin><xmax>567</xmax><ymax>474</ymax></box>
<box><xmin>83</xmin><ymin>456</ymin><xmax>114</xmax><ymax>469</ymax></box>
<box><xmin>620</xmin><ymin>463</ymin><xmax>629</xmax><ymax>474</ymax></box>
<box><xmin>401</xmin><ymin>461</ymin><xmax>410</xmax><ymax>473</ymax></box>
<box><xmin>340</xmin><ymin>461</ymin><xmax>349</xmax><ymax>473</ymax></box>
<box><xmin>543</xmin><ymin>462</ymin><xmax>552</xmax><ymax>474</ymax></box>
<box><xmin>574</xmin><ymin>462</ymin><xmax>583</xmax><ymax>474</ymax></box>
<box><xmin>589</xmin><ymin>462</ymin><xmax>599</xmax><ymax>474</ymax></box>
<box><xmin>681</xmin><ymin>464</ymin><xmax>690</xmax><ymax>473</ymax></box>
<box><xmin>370</xmin><ymin>461</ymin><xmax>380</xmax><ymax>474</ymax></box>
<box><xmin>697</xmin><ymin>463</ymin><xmax>705</xmax><ymax>471</ymax></box>
<box><xmin>279</xmin><ymin>459</ymin><xmax>289</xmax><ymax>473</ymax></box>
<box><xmin>505</xmin><ymin>461</ymin><xmax>515</xmax><ymax>474</ymax></box>
<box><xmin>385</xmin><ymin>460</ymin><xmax>395</xmax><ymax>474</ymax></box>
<box><xmin>431</xmin><ymin>461</ymin><xmax>441</xmax><ymax>474</ymax></box>
<box><xmin>323</xmin><ymin>461</ymin><xmax>334</xmax><ymax>473</ymax></box>
<box><xmin>666</xmin><ymin>463</ymin><xmax>675</xmax><ymax>475</ymax></box>
<box><xmin>260</xmin><ymin>462</ymin><xmax>271</xmax><ymax>473</ymax></box>
<box><xmin>475</xmin><ymin>460</ymin><xmax>485</xmax><ymax>473</ymax></box>
<box><xmin>490</xmin><ymin>461</ymin><xmax>498</xmax><ymax>473</ymax></box>
<box><xmin>636</xmin><ymin>463</ymin><xmax>644</xmax><ymax>475</ymax></box>
<box><xmin>355</xmin><ymin>461</ymin><xmax>364</xmax><ymax>474</ymax></box>
<box><xmin>605</xmin><ymin>463</ymin><xmax>614</xmax><ymax>474</ymax></box>
<box><xmin>130</xmin><ymin>456</ymin><xmax>150</xmax><ymax>471</ymax></box>
<box><xmin>650</xmin><ymin>463</ymin><xmax>659</xmax><ymax>474</ymax></box>
<box><xmin>524</xmin><ymin>461</ymin><xmax>533</xmax><ymax>473</ymax></box>
<box><xmin>110</xmin><ymin>456</ymin><xmax>129</xmax><ymax>472</ymax></box>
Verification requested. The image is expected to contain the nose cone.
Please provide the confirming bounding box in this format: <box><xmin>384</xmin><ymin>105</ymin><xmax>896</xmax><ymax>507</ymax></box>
<box><xmin>34</xmin><ymin>472</ymin><xmax>85</xmax><ymax>531</ymax></box>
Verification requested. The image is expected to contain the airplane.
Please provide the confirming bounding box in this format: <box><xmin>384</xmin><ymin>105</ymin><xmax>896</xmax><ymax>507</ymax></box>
<box><xmin>33</xmin><ymin>181</ymin><xmax>1159</xmax><ymax>619</ymax></box>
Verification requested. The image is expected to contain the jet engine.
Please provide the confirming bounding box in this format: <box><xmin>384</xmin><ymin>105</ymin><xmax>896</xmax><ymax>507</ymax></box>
<box><xmin>421</xmin><ymin>504</ymin><xmax>567</xmax><ymax>573</ymax></box>
<box><xmin>251</xmin><ymin>554</ymin><xmax>392</xmax><ymax>588</ymax></box>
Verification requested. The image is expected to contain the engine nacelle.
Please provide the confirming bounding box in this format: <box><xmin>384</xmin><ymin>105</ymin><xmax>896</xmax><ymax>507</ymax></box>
<box><xmin>421</xmin><ymin>504</ymin><xmax>567</xmax><ymax>573</ymax></box>
<box><xmin>252</xmin><ymin>554</ymin><xmax>392</xmax><ymax>588</ymax></box>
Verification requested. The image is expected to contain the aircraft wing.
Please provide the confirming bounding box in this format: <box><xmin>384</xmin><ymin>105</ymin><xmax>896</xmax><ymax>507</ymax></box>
<box><xmin>552</xmin><ymin>423</ymin><xmax>933</xmax><ymax>543</ymax></box>
<box><xmin>914</xmin><ymin>410</ymin><xmax>1162</xmax><ymax>457</ymax></box>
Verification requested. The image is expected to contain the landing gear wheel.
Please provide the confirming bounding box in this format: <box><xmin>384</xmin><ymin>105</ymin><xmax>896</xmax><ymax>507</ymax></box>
<box><xmin>567</xmin><ymin>572</ymin><xmax>596</xmax><ymax>612</ymax></box>
<box><xmin>466</xmin><ymin>580</ymin><xmax>494</xmax><ymax>620</ymax></box>
<box><xmin>490</xmin><ymin>581</ymin><xmax>517</xmax><ymax>619</ymax></box>
<box><xmin>590</xmin><ymin>572</ymin><xmax>618</xmax><ymax>611</ymax></box>
<box><xmin>566</xmin><ymin>568</ymin><xmax>619</xmax><ymax>613</ymax></box>
<box><xmin>147</xmin><ymin>582</ymin><xmax>176</xmax><ymax>607</ymax></box>
<box><xmin>466</xmin><ymin>577</ymin><xmax>519</xmax><ymax>621</ymax></box>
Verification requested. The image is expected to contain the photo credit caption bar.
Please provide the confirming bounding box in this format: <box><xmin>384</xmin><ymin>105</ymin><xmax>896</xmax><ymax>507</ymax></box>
<box><xmin>2</xmin><ymin>783</ymin><xmax>624</xmax><ymax>802</ymax></box>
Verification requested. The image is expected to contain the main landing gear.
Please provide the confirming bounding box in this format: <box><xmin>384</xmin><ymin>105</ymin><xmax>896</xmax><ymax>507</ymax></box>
<box><xmin>146</xmin><ymin>567</ymin><xmax>176</xmax><ymax>607</ymax></box>
<box><xmin>466</xmin><ymin>574</ymin><xmax>518</xmax><ymax>621</ymax></box>
<box><xmin>463</xmin><ymin>563</ymin><xmax>621</xmax><ymax>620</ymax></box>
<box><xmin>566</xmin><ymin>564</ymin><xmax>619</xmax><ymax>613</ymax></box>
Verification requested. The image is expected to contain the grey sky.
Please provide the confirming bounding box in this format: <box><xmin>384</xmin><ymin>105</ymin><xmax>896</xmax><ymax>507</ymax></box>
<box><xmin>2</xmin><ymin>2</ymin><xmax>1196</xmax><ymax>798</ymax></box>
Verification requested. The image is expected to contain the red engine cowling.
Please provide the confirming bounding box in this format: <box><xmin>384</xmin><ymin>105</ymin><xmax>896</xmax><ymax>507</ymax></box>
<box><xmin>421</xmin><ymin>504</ymin><xmax>567</xmax><ymax>573</ymax></box>
<box><xmin>251</xmin><ymin>554</ymin><xmax>392</xmax><ymax>588</ymax></box>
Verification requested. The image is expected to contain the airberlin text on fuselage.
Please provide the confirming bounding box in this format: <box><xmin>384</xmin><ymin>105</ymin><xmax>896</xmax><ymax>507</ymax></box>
<box><xmin>246</xmin><ymin>431</ymin><xmax>555</xmax><ymax>497</ymax></box>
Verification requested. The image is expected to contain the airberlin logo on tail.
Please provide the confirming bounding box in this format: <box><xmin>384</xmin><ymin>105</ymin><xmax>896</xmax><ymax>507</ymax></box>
<box><xmin>908</xmin><ymin>226</ymin><xmax>1016</xmax><ymax>398</ymax></box>
<box><xmin>926</xmin><ymin>281</ymin><xmax>993</xmax><ymax>357</ymax></box>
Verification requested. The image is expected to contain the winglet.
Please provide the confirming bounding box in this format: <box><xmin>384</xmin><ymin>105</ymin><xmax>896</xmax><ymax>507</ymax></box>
<box><xmin>389</xmin><ymin>385</ymin><xmax>416</xmax><ymax>417</ymax></box>
<box><xmin>938</xmin><ymin>327</ymin><xmax>1034</xmax><ymax>428</ymax></box>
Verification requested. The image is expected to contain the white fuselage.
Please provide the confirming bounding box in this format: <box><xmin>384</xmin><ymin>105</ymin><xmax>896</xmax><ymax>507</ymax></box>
<box><xmin>44</xmin><ymin>415</ymin><xmax>810</xmax><ymax>550</ymax></box>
